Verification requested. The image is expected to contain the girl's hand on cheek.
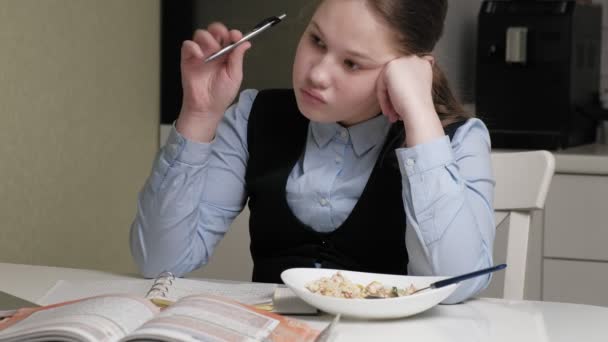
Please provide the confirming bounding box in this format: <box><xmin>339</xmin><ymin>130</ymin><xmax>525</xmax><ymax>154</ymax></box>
<box><xmin>376</xmin><ymin>55</ymin><xmax>444</xmax><ymax>146</ymax></box>
<box><xmin>376</xmin><ymin>55</ymin><xmax>435</xmax><ymax>124</ymax></box>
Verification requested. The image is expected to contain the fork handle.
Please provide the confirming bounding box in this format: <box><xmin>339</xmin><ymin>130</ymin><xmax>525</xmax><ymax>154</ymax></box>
<box><xmin>430</xmin><ymin>264</ymin><xmax>507</xmax><ymax>289</ymax></box>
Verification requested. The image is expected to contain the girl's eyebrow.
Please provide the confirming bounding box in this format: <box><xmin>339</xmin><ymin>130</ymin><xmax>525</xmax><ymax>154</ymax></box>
<box><xmin>310</xmin><ymin>21</ymin><xmax>379</xmax><ymax>64</ymax></box>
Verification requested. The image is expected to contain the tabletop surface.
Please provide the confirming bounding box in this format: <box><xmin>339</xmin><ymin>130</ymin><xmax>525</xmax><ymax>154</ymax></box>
<box><xmin>552</xmin><ymin>143</ymin><xmax>608</xmax><ymax>175</ymax></box>
<box><xmin>1</xmin><ymin>262</ymin><xmax>607</xmax><ymax>342</ymax></box>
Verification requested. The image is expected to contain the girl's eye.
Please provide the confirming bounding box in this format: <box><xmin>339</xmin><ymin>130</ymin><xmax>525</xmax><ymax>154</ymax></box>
<box><xmin>344</xmin><ymin>59</ymin><xmax>360</xmax><ymax>71</ymax></box>
<box><xmin>310</xmin><ymin>33</ymin><xmax>326</xmax><ymax>48</ymax></box>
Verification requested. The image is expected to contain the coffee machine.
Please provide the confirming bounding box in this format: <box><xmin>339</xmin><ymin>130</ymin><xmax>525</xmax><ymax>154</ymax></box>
<box><xmin>476</xmin><ymin>0</ymin><xmax>602</xmax><ymax>149</ymax></box>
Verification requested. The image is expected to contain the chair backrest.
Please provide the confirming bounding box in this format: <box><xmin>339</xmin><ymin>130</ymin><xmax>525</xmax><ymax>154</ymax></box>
<box><xmin>491</xmin><ymin>151</ymin><xmax>555</xmax><ymax>300</ymax></box>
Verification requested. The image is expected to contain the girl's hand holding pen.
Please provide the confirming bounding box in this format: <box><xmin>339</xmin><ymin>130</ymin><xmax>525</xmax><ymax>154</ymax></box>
<box><xmin>176</xmin><ymin>22</ymin><xmax>252</xmax><ymax>142</ymax></box>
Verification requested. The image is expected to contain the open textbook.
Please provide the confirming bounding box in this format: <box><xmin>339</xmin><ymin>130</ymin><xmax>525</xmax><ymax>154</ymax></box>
<box><xmin>0</xmin><ymin>293</ymin><xmax>326</xmax><ymax>342</ymax></box>
<box><xmin>35</xmin><ymin>273</ymin><xmax>317</xmax><ymax>315</ymax></box>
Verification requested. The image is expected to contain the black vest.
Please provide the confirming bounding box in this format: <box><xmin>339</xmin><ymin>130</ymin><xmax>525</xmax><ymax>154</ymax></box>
<box><xmin>245</xmin><ymin>89</ymin><xmax>464</xmax><ymax>283</ymax></box>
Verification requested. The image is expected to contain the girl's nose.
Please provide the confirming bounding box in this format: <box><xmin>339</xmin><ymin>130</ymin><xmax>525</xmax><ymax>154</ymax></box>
<box><xmin>308</xmin><ymin>58</ymin><xmax>331</xmax><ymax>89</ymax></box>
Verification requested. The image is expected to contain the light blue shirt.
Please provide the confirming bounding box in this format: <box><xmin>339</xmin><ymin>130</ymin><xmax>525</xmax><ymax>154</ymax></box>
<box><xmin>130</xmin><ymin>89</ymin><xmax>496</xmax><ymax>304</ymax></box>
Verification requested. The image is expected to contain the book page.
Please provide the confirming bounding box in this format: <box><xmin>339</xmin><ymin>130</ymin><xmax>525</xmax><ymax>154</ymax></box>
<box><xmin>0</xmin><ymin>294</ymin><xmax>159</xmax><ymax>341</ymax></box>
<box><xmin>122</xmin><ymin>294</ymin><xmax>321</xmax><ymax>342</ymax></box>
<box><xmin>39</xmin><ymin>278</ymin><xmax>277</xmax><ymax>307</ymax></box>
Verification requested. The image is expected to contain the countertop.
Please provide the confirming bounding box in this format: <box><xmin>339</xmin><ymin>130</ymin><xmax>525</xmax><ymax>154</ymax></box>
<box><xmin>493</xmin><ymin>144</ymin><xmax>608</xmax><ymax>175</ymax></box>
<box><xmin>552</xmin><ymin>144</ymin><xmax>608</xmax><ymax>175</ymax></box>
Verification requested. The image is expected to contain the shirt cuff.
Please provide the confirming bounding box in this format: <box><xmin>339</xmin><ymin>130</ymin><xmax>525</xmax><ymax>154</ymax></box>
<box><xmin>396</xmin><ymin>135</ymin><xmax>454</xmax><ymax>176</ymax></box>
<box><xmin>163</xmin><ymin>124</ymin><xmax>213</xmax><ymax>166</ymax></box>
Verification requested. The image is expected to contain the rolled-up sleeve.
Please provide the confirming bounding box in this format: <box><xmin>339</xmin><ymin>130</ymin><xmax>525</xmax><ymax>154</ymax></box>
<box><xmin>398</xmin><ymin>118</ymin><xmax>495</xmax><ymax>304</ymax></box>
<box><xmin>130</xmin><ymin>89</ymin><xmax>258</xmax><ymax>278</ymax></box>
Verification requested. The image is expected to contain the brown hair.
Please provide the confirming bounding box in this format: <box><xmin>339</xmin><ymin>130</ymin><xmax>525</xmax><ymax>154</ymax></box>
<box><xmin>365</xmin><ymin>0</ymin><xmax>473</xmax><ymax>124</ymax></box>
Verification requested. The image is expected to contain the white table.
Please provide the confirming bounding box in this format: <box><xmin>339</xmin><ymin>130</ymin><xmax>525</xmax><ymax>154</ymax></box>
<box><xmin>1</xmin><ymin>262</ymin><xmax>607</xmax><ymax>342</ymax></box>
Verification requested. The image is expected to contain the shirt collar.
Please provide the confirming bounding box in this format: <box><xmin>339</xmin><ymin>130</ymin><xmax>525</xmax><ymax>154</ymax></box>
<box><xmin>310</xmin><ymin>114</ymin><xmax>391</xmax><ymax>157</ymax></box>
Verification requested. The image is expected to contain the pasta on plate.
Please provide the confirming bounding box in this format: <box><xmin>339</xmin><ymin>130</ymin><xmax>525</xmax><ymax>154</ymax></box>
<box><xmin>305</xmin><ymin>272</ymin><xmax>417</xmax><ymax>299</ymax></box>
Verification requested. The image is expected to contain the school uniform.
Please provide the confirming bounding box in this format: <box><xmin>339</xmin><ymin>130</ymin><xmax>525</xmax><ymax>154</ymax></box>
<box><xmin>130</xmin><ymin>89</ymin><xmax>495</xmax><ymax>303</ymax></box>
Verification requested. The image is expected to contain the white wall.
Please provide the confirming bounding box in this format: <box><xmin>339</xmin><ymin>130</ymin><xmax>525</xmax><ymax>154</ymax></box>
<box><xmin>0</xmin><ymin>0</ymin><xmax>160</xmax><ymax>274</ymax></box>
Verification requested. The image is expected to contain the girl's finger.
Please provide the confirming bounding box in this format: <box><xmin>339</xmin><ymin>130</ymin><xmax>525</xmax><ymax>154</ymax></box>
<box><xmin>207</xmin><ymin>22</ymin><xmax>230</xmax><ymax>47</ymax></box>
<box><xmin>181</xmin><ymin>40</ymin><xmax>204</xmax><ymax>62</ymax></box>
<box><xmin>225</xmin><ymin>29</ymin><xmax>249</xmax><ymax>78</ymax></box>
<box><xmin>228</xmin><ymin>29</ymin><xmax>244</xmax><ymax>44</ymax></box>
<box><xmin>192</xmin><ymin>29</ymin><xmax>221</xmax><ymax>57</ymax></box>
<box><xmin>376</xmin><ymin>68</ymin><xmax>399</xmax><ymax>120</ymax></box>
<box><xmin>226</xmin><ymin>40</ymin><xmax>251</xmax><ymax>81</ymax></box>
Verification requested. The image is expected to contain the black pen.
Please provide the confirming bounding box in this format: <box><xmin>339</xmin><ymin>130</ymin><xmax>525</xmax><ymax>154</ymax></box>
<box><xmin>419</xmin><ymin>264</ymin><xmax>507</xmax><ymax>293</ymax></box>
<box><xmin>204</xmin><ymin>13</ymin><xmax>287</xmax><ymax>63</ymax></box>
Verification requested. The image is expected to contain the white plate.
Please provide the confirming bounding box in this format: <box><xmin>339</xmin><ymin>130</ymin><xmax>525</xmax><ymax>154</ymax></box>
<box><xmin>280</xmin><ymin>268</ymin><xmax>459</xmax><ymax>319</ymax></box>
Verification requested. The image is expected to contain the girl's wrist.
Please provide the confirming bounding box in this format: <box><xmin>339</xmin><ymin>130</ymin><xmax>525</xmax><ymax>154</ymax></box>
<box><xmin>175</xmin><ymin>114</ymin><xmax>222</xmax><ymax>143</ymax></box>
<box><xmin>402</xmin><ymin>111</ymin><xmax>444</xmax><ymax>147</ymax></box>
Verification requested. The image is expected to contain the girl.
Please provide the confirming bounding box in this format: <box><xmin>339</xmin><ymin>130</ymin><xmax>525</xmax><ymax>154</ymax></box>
<box><xmin>131</xmin><ymin>0</ymin><xmax>495</xmax><ymax>304</ymax></box>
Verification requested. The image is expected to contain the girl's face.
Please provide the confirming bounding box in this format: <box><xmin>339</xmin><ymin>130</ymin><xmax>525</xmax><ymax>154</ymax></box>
<box><xmin>292</xmin><ymin>0</ymin><xmax>400</xmax><ymax>126</ymax></box>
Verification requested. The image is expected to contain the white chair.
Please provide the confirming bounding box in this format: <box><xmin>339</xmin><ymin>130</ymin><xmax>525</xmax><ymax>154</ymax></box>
<box><xmin>491</xmin><ymin>151</ymin><xmax>555</xmax><ymax>300</ymax></box>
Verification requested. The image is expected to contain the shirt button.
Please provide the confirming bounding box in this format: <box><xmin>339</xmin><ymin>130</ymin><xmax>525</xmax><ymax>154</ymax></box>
<box><xmin>319</xmin><ymin>198</ymin><xmax>329</xmax><ymax>206</ymax></box>
<box><xmin>406</xmin><ymin>158</ymin><xmax>416</xmax><ymax>166</ymax></box>
<box><xmin>335</xmin><ymin>156</ymin><xmax>343</xmax><ymax>164</ymax></box>
<box><xmin>340</xmin><ymin>130</ymin><xmax>348</xmax><ymax>139</ymax></box>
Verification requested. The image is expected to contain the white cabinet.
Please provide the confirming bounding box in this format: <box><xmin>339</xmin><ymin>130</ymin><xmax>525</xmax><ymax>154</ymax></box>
<box><xmin>543</xmin><ymin>259</ymin><xmax>608</xmax><ymax>307</ymax></box>
<box><xmin>544</xmin><ymin>174</ymin><xmax>608</xmax><ymax>262</ymax></box>
<box><xmin>542</xmin><ymin>172</ymin><xmax>608</xmax><ymax>306</ymax></box>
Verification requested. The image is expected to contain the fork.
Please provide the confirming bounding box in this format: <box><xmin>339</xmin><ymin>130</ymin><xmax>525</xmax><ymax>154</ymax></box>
<box><xmin>314</xmin><ymin>314</ymin><xmax>341</xmax><ymax>342</ymax></box>
<box><xmin>366</xmin><ymin>264</ymin><xmax>507</xmax><ymax>298</ymax></box>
